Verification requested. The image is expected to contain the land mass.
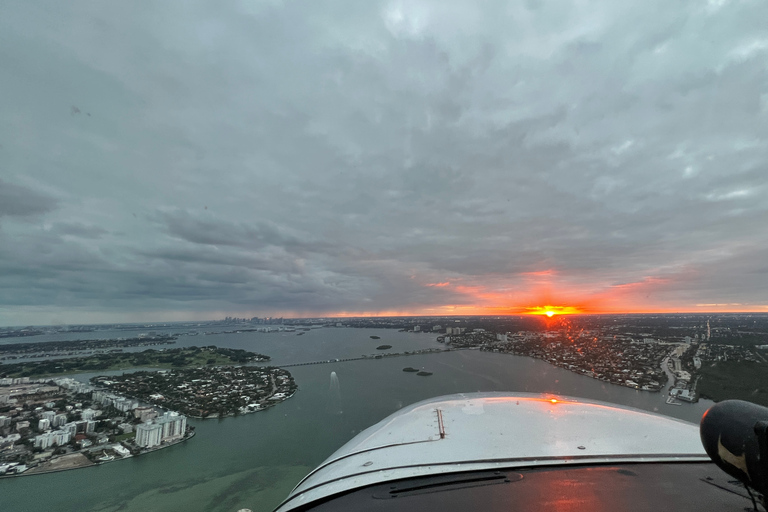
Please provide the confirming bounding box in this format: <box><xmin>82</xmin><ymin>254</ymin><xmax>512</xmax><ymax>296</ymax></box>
<box><xmin>0</xmin><ymin>346</ymin><xmax>269</xmax><ymax>378</ymax></box>
<box><xmin>0</xmin><ymin>335</ymin><xmax>177</xmax><ymax>360</ymax></box>
<box><xmin>91</xmin><ymin>365</ymin><xmax>296</xmax><ymax>418</ymax></box>
<box><xmin>0</xmin><ymin>376</ymin><xmax>193</xmax><ymax>477</ymax></box>
<box><xmin>697</xmin><ymin>361</ymin><xmax>768</xmax><ymax>407</ymax></box>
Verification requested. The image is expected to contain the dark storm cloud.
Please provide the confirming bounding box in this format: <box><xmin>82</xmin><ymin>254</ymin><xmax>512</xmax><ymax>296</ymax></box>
<box><xmin>157</xmin><ymin>209</ymin><xmax>331</xmax><ymax>254</ymax></box>
<box><xmin>0</xmin><ymin>179</ymin><xmax>58</xmax><ymax>218</ymax></box>
<box><xmin>1</xmin><ymin>0</ymin><xmax>768</xmax><ymax>324</ymax></box>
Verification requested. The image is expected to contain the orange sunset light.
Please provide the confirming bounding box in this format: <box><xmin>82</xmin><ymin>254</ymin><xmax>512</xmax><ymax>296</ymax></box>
<box><xmin>526</xmin><ymin>305</ymin><xmax>582</xmax><ymax>316</ymax></box>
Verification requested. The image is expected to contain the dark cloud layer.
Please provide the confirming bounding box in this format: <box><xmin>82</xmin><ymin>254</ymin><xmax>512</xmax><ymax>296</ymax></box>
<box><xmin>0</xmin><ymin>180</ymin><xmax>57</xmax><ymax>218</ymax></box>
<box><xmin>1</xmin><ymin>0</ymin><xmax>767</xmax><ymax>325</ymax></box>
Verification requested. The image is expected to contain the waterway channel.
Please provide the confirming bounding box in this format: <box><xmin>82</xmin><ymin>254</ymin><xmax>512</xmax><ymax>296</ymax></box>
<box><xmin>1</xmin><ymin>327</ymin><xmax>713</xmax><ymax>512</ymax></box>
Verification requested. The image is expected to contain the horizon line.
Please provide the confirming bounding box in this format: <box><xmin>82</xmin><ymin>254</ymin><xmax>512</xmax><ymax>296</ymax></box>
<box><xmin>4</xmin><ymin>309</ymin><xmax>768</xmax><ymax>329</ymax></box>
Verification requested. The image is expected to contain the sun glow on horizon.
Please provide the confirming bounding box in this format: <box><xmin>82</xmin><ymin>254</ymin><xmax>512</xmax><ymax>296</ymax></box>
<box><xmin>527</xmin><ymin>305</ymin><xmax>582</xmax><ymax>316</ymax></box>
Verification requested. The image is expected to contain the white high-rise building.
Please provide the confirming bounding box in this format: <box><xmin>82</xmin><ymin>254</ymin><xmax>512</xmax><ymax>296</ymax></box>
<box><xmin>53</xmin><ymin>431</ymin><xmax>71</xmax><ymax>445</ymax></box>
<box><xmin>52</xmin><ymin>414</ymin><xmax>68</xmax><ymax>427</ymax></box>
<box><xmin>37</xmin><ymin>419</ymin><xmax>50</xmax><ymax>431</ymax></box>
<box><xmin>34</xmin><ymin>432</ymin><xmax>55</xmax><ymax>449</ymax></box>
<box><xmin>61</xmin><ymin>422</ymin><xmax>78</xmax><ymax>436</ymax></box>
<box><xmin>157</xmin><ymin>412</ymin><xmax>187</xmax><ymax>442</ymax></box>
<box><xmin>34</xmin><ymin>430</ymin><xmax>70</xmax><ymax>448</ymax></box>
<box><xmin>135</xmin><ymin>423</ymin><xmax>163</xmax><ymax>448</ymax></box>
<box><xmin>114</xmin><ymin>399</ymin><xmax>138</xmax><ymax>413</ymax></box>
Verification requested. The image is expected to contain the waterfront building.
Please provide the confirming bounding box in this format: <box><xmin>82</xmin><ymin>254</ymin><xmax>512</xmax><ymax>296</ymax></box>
<box><xmin>135</xmin><ymin>423</ymin><xmax>163</xmax><ymax>448</ymax></box>
<box><xmin>33</xmin><ymin>430</ymin><xmax>69</xmax><ymax>449</ymax></box>
<box><xmin>157</xmin><ymin>412</ymin><xmax>186</xmax><ymax>442</ymax></box>
<box><xmin>113</xmin><ymin>444</ymin><xmax>130</xmax><ymax>457</ymax></box>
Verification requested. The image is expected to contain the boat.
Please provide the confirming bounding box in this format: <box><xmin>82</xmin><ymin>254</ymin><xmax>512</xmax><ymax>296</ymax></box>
<box><xmin>416</xmin><ymin>371</ymin><xmax>433</xmax><ymax>376</ymax></box>
<box><xmin>96</xmin><ymin>452</ymin><xmax>114</xmax><ymax>462</ymax></box>
<box><xmin>402</xmin><ymin>367</ymin><xmax>419</xmax><ymax>372</ymax></box>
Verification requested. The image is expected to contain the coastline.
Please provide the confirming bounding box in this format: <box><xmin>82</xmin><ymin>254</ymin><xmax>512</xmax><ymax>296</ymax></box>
<box><xmin>0</xmin><ymin>430</ymin><xmax>196</xmax><ymax>479</ymax></box>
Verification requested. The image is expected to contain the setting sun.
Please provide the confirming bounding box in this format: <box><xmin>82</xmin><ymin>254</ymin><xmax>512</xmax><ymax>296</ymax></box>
<box><xmin>526</xmin><ymin>305</ymin><xmax>582</xmax><ymax>316</ymax></box>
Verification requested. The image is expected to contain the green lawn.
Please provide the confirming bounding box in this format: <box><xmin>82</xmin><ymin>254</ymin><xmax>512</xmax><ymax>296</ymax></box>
<box><xmin>114</xmin><ymin>431</ymin><xmax>136</xmax><ymax>442</ymax></box>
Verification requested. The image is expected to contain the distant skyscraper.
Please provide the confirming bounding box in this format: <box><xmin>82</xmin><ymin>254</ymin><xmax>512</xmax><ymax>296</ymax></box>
<box><xmin>707</xmin><ymin>320</ymin><xmax>711</xmax><ymax>340</ymax></box>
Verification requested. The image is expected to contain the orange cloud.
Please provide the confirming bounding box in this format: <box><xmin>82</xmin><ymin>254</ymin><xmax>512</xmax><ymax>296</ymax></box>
<box><xmin>521</xmin><ymin>269</ymin><xmax>557</xmax><ymax>277</ymax></box>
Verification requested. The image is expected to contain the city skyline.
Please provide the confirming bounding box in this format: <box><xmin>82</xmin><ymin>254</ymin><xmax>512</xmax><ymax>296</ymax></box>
<box><xmin>2</xmin><ymin>1</ymin><xmax>768</xmax><ymax>326</ymax></box>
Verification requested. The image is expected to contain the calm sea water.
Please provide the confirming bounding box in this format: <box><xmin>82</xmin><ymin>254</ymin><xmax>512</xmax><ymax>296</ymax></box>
<box><xmin>1</xmin><ymin>328</ymin><xmax>712</xmax><ymax>512</ymax></box>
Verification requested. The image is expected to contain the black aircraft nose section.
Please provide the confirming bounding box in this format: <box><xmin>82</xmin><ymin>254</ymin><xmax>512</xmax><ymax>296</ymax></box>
<box><xmin>700</xmin><ymin>399</ymin><xmax>768</xmax><ymax>502</ymax></box>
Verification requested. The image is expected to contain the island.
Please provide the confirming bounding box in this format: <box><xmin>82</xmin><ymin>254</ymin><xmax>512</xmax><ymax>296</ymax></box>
<box><xmin>376</xmin><ymin>345</ymin><xmax>392</xmax><ymax>350</ymax></box>
<box><xmin>0</xmin><ymin>346</ymin><xmax>269</xmax><ymax>378</ymax></box>
<box><xmin>0</xmin><ymin>335</ymin><xmax>177</xmax><ymax>361</ymax></box>
<box><xmin>91</xmin><ymin>365</ymin><xmax>297</xmax><ymax>418</ymax></box>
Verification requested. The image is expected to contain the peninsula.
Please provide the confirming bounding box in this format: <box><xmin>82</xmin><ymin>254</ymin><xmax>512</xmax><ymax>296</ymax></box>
<box><xmin>91</xmin><ymin>365</ymin><xmax>297</xmax><ymax>418</ymax></box>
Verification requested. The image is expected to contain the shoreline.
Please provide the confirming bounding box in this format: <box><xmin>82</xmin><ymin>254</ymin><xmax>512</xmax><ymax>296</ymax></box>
<box><xmin>163</xmin><ymin>389</ymin><xmax>297</xmax><ymax>420</ymax></box>
<box><xmin>0</xmin><ymin>430</ymin><xmax>196</xmax><ymax>479</ymax></box>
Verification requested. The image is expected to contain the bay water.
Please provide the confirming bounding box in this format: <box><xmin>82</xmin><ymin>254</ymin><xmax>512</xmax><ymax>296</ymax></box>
<box><xmin>1</xmin><ymin>327</ymin><xmax>712</xmax><ymax>512</ymax></box>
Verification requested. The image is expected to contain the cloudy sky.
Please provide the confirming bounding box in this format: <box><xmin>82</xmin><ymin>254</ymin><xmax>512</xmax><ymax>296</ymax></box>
<box><xmin>1</xmin><ymin>0</ymin><xmax>767</xmax><ymax>325</ymax></box>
